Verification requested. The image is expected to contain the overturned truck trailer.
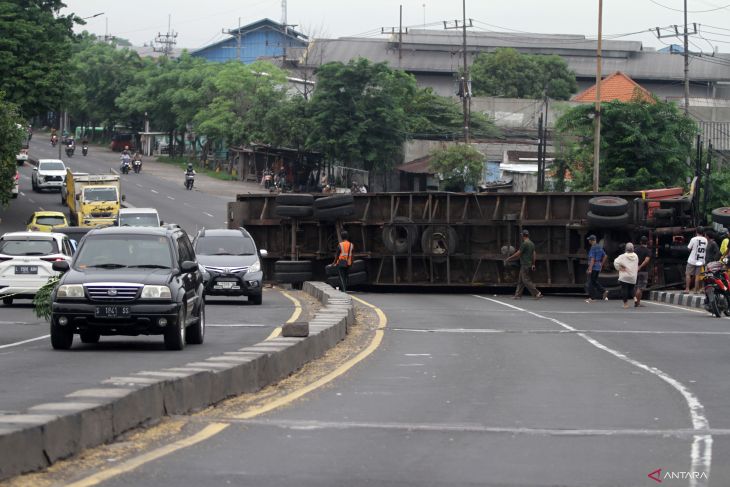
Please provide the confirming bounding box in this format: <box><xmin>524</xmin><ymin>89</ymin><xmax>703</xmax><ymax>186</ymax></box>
<box><xmin>228</xmin><ymin>189</ymin><xmax>696</xmax><ymax>291</ymax></box>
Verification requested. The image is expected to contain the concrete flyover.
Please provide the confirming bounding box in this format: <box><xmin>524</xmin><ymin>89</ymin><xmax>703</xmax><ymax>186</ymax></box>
<box><xmin>0</xmin><ymin>282</ymin><xmax>354</xmax><ymax>481</ymax></box>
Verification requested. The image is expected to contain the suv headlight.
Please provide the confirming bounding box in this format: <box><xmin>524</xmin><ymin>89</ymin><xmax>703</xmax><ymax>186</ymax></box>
<box><xmin>140</xmin><ymin>285</ymin><xmax>172</xmax><ymax>299</ymax></box>
<box><xmin>57</xmin><ymin>284</ymin><xmax>84</xmax><ymax>298</ymax></box>
<box><xmin>248</xmin><ymin>260</ymin><xmax>261</xmax><ymax>273</ymax></box>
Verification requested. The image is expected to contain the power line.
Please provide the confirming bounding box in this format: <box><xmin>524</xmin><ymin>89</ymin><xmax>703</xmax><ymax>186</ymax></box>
<box><xmin>648</xmin><ymin>0</ymin><xmax>730</xmax><ymax>13</ymax></box>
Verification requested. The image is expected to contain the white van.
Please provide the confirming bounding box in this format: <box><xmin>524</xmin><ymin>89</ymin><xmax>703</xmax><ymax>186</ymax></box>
<box><xmin>117</xmin><ymin>208</ymin><xmax>161</xmax><ymax>227</ymax></box>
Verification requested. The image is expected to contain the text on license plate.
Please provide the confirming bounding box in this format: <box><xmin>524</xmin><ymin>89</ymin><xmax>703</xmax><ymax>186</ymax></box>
<box><xmin>15</xmin><ymin>266</ymin><xmax>38</xmax><ymax>274</ymax></box>
<box><xmin>214</xmin><ymin>281</ymin><xmax>239</xmax><ymax>289</ymax></box>
<box><xmin>94</xmin><ymin>305</ymin><xmax>131</xmax><ymax>318</ymax></box>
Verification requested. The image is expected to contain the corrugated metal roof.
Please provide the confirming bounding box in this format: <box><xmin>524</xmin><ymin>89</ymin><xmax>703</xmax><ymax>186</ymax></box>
<box><xmin>303</xmin><ymin>30</ymin><xmax>730</xmax><ymax>82</ymax></box>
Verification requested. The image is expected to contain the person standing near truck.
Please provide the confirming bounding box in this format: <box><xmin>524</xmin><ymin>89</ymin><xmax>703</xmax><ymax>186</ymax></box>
<box><xmin>634</xmin><ymin>236</ymin><xmax>652</xmax><ymax>307</ymax></box>
<box><xmin>333</xmin><ymin>231</ymin><xmax>354</xmax><ymax>292</ymax></box>
<box><xmin>685</xmin><ymin>228</ymin><xmax>707</xmax><ymax>294</ymax></box>
<box><xmin>585</xmin><ymin>235</ymin><xmax>608</xmax><ymax>303</ymax></box>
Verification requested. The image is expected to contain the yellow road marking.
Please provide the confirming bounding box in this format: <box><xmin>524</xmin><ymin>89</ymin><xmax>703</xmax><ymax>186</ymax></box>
<box><xmin>265</xmin><ymin>290</ymin><xmax>302</xmax><ymax>340</ymax></box>
<box><xmin>235</xmin><ymin>294</ymin><xmax>387</xmax><ymax>419</ymax></box>
<box><xmin>65</xmin><ymin>423</ymin><xmax>229</xmax><ymax>487</ymax></box>
<box><xmin>65</xmin><ymin>294</ymin><xmax>386</xmax><ymax>486</ymax></box>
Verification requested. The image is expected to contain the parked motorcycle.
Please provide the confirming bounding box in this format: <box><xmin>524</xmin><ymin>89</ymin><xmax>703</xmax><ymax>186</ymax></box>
<box><xmin>703</xmin><ymin>261</ymin><xmax>730</xmax><ymax>317</ymax></box>
<box><xmin>185</xmin><ymin>172</ymin><xmax>195</xmax><ymax>190</ymax></box>
<box><xmin>133</xmin><ymin>159</ymin><xmax>142</xmax><ymax>174</ymax></box>
<box><xmin>82</xmin><ymin>145</ymin><xmax>88</xmax><ymax>156</ymax></box>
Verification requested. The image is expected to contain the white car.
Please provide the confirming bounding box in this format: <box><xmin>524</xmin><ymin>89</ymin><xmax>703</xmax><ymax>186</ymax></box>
<box><xmin>0</xmin><ymin>232</ymin><xmax>74</xmax><ymax>305</ymax></box>
<box><xmin>32</xmin><ymin>159</ymin><xmax>66</xmax><ymax>192</ymax></box>
<box><xmin>117</xmin><ymin>208</ymin><xmax>161</xmax><ymax>227</ymax></box>
<box><xmin>16</xmin><ymin>147</ymin><xmax>29</xmax><ymax>166</ymax></box>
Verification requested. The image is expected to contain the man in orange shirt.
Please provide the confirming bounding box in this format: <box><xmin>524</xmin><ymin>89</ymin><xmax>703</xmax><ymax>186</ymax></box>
<box><xmin>334</xmin><ymin>231</ymin><xmax>354</xmax><ymax>292</ymax></box>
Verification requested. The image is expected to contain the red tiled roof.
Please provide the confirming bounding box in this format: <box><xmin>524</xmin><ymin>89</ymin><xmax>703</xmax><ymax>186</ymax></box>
<box><xmin>573</xmin><ymin>71</ymin><xmax>654</xmax><ymax>103</ymax></box>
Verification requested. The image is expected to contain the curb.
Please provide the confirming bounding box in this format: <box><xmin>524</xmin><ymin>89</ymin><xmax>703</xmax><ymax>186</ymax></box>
<box><xmin>0</xmin><ymin>282</ymin><xmax>353</xmax><ymax>481</ymax></box>
<box><xmin>649</xmin><ymin>290</ymin><xmax>704</xmax><ymax>309</ymax></box>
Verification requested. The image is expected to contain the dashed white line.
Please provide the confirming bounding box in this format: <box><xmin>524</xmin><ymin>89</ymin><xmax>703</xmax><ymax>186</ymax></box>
<box><xmin>203</xmin><ymin>212</ymin><xmax>214</xmax><ymax>218</ymax></box>
<box><xmin>0</xmin><ymin>335</ymin><xmax>50</xmax><ymax>350</ymax></box>
<box><xmin>167</xmin><ymin>196</ymin><xmax>175</xmax><ymax>200</ymax></box>
<box><xmin>473</xmin><ymin>295</ymin><xmax>712</xmax><ymax>486</ymax></box>
<box><xmin>150</xmin><ymin>189</ymin><xmax>158</xmax><ymax>194</ymax></box>
<box><xmin>135</xmin><ymin>183</ymin><xmax>143</xmax><ymax>188</ymax></box>
<box><xmin>28</xmin><ymin>198</ymin><xmax>35</xmax><ymax>203</ymax></box>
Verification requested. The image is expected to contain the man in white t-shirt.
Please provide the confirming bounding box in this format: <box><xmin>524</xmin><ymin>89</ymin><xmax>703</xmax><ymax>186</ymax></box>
<box><xmin>685</xmin><ymin>228</ymin><xmax>708</xmax><ymax>293</ymax></box>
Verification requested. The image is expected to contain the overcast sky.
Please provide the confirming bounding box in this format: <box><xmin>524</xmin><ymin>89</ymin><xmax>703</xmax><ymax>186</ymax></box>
<box><xmin>60</xmin><ymin>0</ymin><xmax>730</xmax><ymax>54</ymax></box>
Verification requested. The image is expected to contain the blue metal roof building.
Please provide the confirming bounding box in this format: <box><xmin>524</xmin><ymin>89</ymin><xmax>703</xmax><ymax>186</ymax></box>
<box><xmin>191</xmin><ymin>18</ymin><xmax>307</xmax><ymax>64</ymax></box>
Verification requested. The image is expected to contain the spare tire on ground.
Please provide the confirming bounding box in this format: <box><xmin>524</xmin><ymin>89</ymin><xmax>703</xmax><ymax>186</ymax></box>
<box><xmin>588</xmin><ymin>196</ymin><xmax>629</xmax><ymax>217</ymax></box>
<box><xmin>326</xmin><ymin>271</ymin><xmax>368</xmax><ymax>288</ymax></box>
<box><xmin>275</xmin><ymin>205</ymin><xmax>313</xmax><ymax>218</ymax></box>
<box><xmin>275</xmin><ymin>193</ymin><xmax>314</xmax><ymax>206</ymax></box>
<box><xmin>275</xmin><ymin>260</ymin><xmax>312</xmax><ymax>273</ymax></box>
<box><xmin>382</xmin><ymin>217</ymin><xmax>419</xmax><ymax>254</ymax></box>
<box><xmin>314</xmin><ymin>194</ymin><xmax>354</xmax><ymax>209</ymax></box>
<box><xmin>421</xmin><ymin>225</ymin><xmax>458</xmax><ymax>261</ymax></box>
<box><xmin>712</xmin><ymin>207</ymin><xmax>730</xmax><ymax>226</ymax></box>
<box><xmin>587</xmin><ymin>211</ymin><xmax>630</xmax><ymax>228</ymax></box>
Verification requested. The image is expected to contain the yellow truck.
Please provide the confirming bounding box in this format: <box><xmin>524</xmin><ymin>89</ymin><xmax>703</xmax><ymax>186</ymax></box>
<box><xmin>65</xmin><ymin>170</ymin><xmax>124</xmax><ymax>227</ymax></box>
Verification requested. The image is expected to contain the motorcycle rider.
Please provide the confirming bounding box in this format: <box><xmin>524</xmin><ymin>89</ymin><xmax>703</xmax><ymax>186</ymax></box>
<box><xmin>132</xmin><ymin>151</ymin><xmax>143</xmax><ymax>172</ymax></box>
<box><xmin>81</xmin><ymin>137</ymin><xmax>89</xmax><ymax>156</ymax></box>
<box><xmin>184</xmin><ymin>163</ymin><xmax>196</xmax><ymax>189</ymax></box>
<box><xmin>120</xmin><ymin>147</ymin><xmax>131</xmax><ymax>173</ymax></box>
<box><xmin>65</xmin><ymin>137</ymin><xmax>75</xmax><ymax>155</ymax></box>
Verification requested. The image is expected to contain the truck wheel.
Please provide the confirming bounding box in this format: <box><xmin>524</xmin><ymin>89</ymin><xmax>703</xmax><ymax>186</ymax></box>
<box><xmin>275</xmin><ymin>260</ymin><xmax>312</xmax><ymax>273</ymax></box>
<box><xmin>587</xmin><ymin>211</ymin><xmax>630</xmax><ymax>228</ymax></box>
<box><xmin>314</xmin><ymin>194</ymin><xmax>354</xmax><ymax>209</ymax></box>
<box><xmin>275</xmin><ymin>205</ymin><xmax>313</xmax><ymax>218</ymax></box>
<box><xmin>711</xmin><ymin>207</ymin><xmax>730</xmax><ymax>226</ymax></box>
<box><xmin>348</xmin><ymin>271</ymin><xmax>368</xmax><ymax>286</ymax></box>
<box><xmin>276</xmin><ymin>194</ymin><xmax>314</xmax><ymax>206</ymax></box>
<box><xmin>382</xmin><ymin>217</ymin><xmax>419</xmax><ymax>254</ymax></box>
<box><xmin>185</xmin><ymin>301</ymin><xmax>205</xmax><ymax>345</ymax></box>
<box><xmin>51</xmin><ymin>320</ymin><xmax>73</xmax><ymax>350</ymax></box>
<box><xmin>164</xmin><ymin>308</ymin><xmax>186</xmax><ymax>351</ymax></box>
<box><xmin>421</xmin><ymin>225</ymin><xmax>458</xmax><ymax>262</ymax></box>
<box><xmin>275</xmin><ymin>271</ymin><xmax>313</xmax><ymax>283</ymax></box>
<box><xmin>588</xmin><ymin>196</ymin><xmax>629</xmax><ymax>216</ymax></box>
<box><xmin>315</xmin><ymin>205</ymin><xmax>354</xmax><ymax>221</ymax></box>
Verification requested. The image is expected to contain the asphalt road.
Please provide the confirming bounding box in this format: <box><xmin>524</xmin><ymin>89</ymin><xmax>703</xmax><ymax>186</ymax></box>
<box><xmin>76</xmin><ymin>294</ymin><xmax>729</xmax><ymax>487</ymax></box>
<box><xmin>0</xmin><ymin>137</ymin><xmax>297</xmax><ymax>414</ymax></box>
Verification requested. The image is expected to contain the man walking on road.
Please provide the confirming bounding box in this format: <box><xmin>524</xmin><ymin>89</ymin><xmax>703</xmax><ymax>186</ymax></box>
<box><xmin>505</xmin><ymin>229</ymin><xmax>543</xmax><ymax>300</ymax></box>
<box><xmin>585</xmin><ymin>235</ymin><xmax>608</xmax><ymax>303</ymax></box>
<box><xmin>614</xmin><ymin>242</ymin><xmax>639</xmax><ymax>309</ymax></box>
<box><xmin>333</xmin><ymin>231</ymin><xmax>353</xmax><ymax>292</ymax></box>
<box><xmin>634</xmin><ymin>236</ymin><xmax>652</xmax><ymax>307</ymax></box>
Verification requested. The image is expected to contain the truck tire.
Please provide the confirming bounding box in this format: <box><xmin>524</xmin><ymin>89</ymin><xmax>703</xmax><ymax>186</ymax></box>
<box><xmin>653</xmin><ymin>208</ymin><xmax>674</xmax><ymax>220</ymax></box>
<box><xmin>275</xmin><ymin>271</ymin><xmax>313</xmax><ymax>283</ymax></box>
<box><xmin>597</xmin><ymin>272</ymin><xmax>619</xmax><ymax>288</ymax></box>
<box><xmin>326</xmin><ymin>276</ymin><xmax>341</xmax><ymax>288</ymax></box>
<box><xmin>315</xmin><ymin>205</ymin><xmax>354</xmax><ymax>221</ymax></box>
<box><xmin>421</xmin><ymin>225</ymin><xmax>458</xmax><ymax>261</ymax></box>
<box><xmin>50</xmin><ymin>319</ymin><xmax>73</xmax><ymax>350</ymax></box>
<box><xmin>275</xmin><ymin>260</ymin><xmax>312</xmax><ymax>273</ymax></box>
<box><xmin>382</xmin><ymin>217</ymin><xmax>419</xmax><ymax>254</ymax></box>
<box><xmin>275</xmin><ymin>205</ymin><xmax>313</xmax><ymax>218</ymax></box>
<box><xmin>712</xmin><ymin>207</ymin><xmax>730</xmax><ymax>226</ymax></box>
<box><xmin>276</xmin><ymin>194</ymin><xmax>314</xmax><ymax>206</ymax></box>
<box><xmin>326</xmin><ymin>259</ymin><xmax>366</xmax><ymax>276</ymax></box>
<box><xmin>314</xmin><ymin>194</ymin><xmax>354</xmax><ymax>209</ymax></box>
<box><xmin>587</xmin><ymin>211</ymin><xmax>630</xmax><ymax>228</ymax></box>
<box><xmin>588</xmin><ymin>196</ymin><xmax>629</xmax><ymax>217</ymax></box>
<box><xmin>348</xmin><ymin>271</ymin><xmax>368</xmax><ymax>286</ymax></box>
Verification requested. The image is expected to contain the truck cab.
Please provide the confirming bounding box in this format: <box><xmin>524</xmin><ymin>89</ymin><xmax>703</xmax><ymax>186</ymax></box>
<box><xmin>66</xmin><ymin>172</ymin><xmax>124</xmax><ymax>227</ymax></box>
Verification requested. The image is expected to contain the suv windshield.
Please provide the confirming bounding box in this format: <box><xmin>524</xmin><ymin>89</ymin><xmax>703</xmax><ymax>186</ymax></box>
<box><xmin>74</xmin><ymin>235</ymin><xmax>172</xmax><ymax>269</ymax></box>
<box><xmin>119</xmin><ymin>214</ymin><xmax>159</xmax><ymax>227</ymax></box>
<box><xmin>35</xmin><ymin>216</ymin><xmax>66</xmax><ymax>226</ymax></box>
<box><xmin>0</xmin><ymin>238</ymin><xmax>58</xmax><ymax>256</ymax></box>
<box><xmin>195</xmin><ymin>235</ymin><xmax>255</xmax><ymax>255</ymax></box>
<box><xmin>84</xmin><ymin>187</ymin><xmax>118</xmax><ymax>202</ymax></box>
<box><xmin>39</xmin><ymin>162</ymin><xmax>65</xmax><ymax>171</ymax></box>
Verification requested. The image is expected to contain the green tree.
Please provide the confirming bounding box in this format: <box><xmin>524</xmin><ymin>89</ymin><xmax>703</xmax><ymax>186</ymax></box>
<box><xmin>555</xmin><ymin>98</ymin><xmax>697</xmax><ymax>191</ymax></box>
<box><xmin>471</xmin><ymin>48</ymin><xmax>577</xmax><ymax>100</ymax></box>
<box><xmin>0</xmin><ymin>1</ymin><xmax>80</xmax><ymax>117</ymax></box>
<box><xmin>307</xmin><ymin>58</ymin><xmax>417</xmax><ymax>172</ymax></box>
<box><xmin>428</xmin><ymin>144</ymin><xmax>485</xmax><ymax>191</ymax></box>
<box><xmin>0</xmin><ymin>92</ymin><xmax>25</xmax><ymax>205</ymax></box>
<box><xmin>407</xmin><ymin>87</ymin><xmax>499</xmax><ymax>139</ymax></box>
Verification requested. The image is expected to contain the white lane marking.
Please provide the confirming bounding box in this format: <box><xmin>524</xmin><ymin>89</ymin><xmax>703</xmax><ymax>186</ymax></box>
<box><xmin>391</xmin><ymin>327</ymin><xmax>730</xmax><ymax>336</ymax></box>
<box><xmin>39</xmin><ymin>206</ymin><xmax>44</xmax><ymax>211</ymax></box>
<box><xmin>404</xmin><ymin>353</ymin><xmax>431</xmax><ymax>356</ymax></box>
<box><xmin>167</xmin><ymin>196</ymin><xmax>175</xmax><ymax>200</ymax></box>
<box><xmin>645</xmin><ymin>300</ymin><xmax>706</xmax><ymax>314</ymax></box>
<box><xmin>150</xmin><ymin>189</ymin><xmax>158</xmax><ymax>194</ymax></box>
<box><xmin>473</xmin><ymin>295</ymin><xmax>712</xmax><ymax>486</ymax></box>
<box><xmin>28</xmin><ymin>198</ymin><xmax>35</xmax><ymax>203</ymax></box>
<box><xmin>0</xmin><ymin>335</ymin><xmax>50</xmax><ymax>350</ymax></box>
<box><xmin>203</xmin><ymin>212</ymin><xmax>214</xmax><ymax>218</ymax></box>
<box><xmin>19</xmin><ymin>192</ymin><xmax>25</xmax><ymax>196</ymax></box>
<box><xmin>135</xmin><ymin>183</ymin><xmax>143</xmax><ymax>188</ymax></box>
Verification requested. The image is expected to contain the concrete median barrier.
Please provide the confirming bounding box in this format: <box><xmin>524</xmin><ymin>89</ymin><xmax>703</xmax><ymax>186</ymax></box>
<box><xmin>0</xmin><ymin>282</ymin><xmax>353</xmax><ymax>481</ymax></box>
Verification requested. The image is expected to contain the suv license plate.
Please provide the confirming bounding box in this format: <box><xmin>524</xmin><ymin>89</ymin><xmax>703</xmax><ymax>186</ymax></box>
<box><xmin>15</xmin><ymin>265</ymin><xmax>38</xmax><ymax>274</ymax></box>
<box><xmin>95</xmin><ymin>305</ymin><xmax>131</xmax><ymax>318</ymax></box>
<box><xmin>214</xmin><ymin>281</ymin><xmax>238</xmax><ymax>289</ymax></box>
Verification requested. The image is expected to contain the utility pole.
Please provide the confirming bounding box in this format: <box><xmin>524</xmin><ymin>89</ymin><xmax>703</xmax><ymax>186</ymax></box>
<box><xmin>443</xmin><ymin>3</ymin><xmax>472</xmax><ymax>143</ymax></box>
<box><xmin>154</xmin><ymin>15</ymin><xmax>178</xmax><ymax>57</ymax></box>
<box><xmin>593</xmin><ymin>0</ymin><xmax>603</xmax><ymax>192</ymax></box>
<box><xmin>381</xmin><ymin>6</ymin><xmax>408</xmax><ymax>69</ymax></box>
<box><xmin>102</xmin><ymin>17</ymin><xmax>115</xmax><ymax>44</ymax></box>
<box><xmin>222</xmin><ymin>18</ymin><xmax>244</xmax><ymax>62</ymax></box>
<box><xmin>654</xmin><ymin>21</ymin><xmax>697</xmax><ymax>115</ymax></box>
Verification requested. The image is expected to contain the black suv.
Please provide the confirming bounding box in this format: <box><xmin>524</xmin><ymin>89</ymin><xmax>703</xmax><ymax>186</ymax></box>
<box><xmin>193</xmin><ymin>228</ymin><xmax>266</xmax><ymax>305</ymax></box>
<box><xmin>50</xmin><ymin>226</ymin><xmax>205</xmax><ymax>350</ymax></box>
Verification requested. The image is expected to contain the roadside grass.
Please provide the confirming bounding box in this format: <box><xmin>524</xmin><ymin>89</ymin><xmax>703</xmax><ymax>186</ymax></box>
<box><xmin>155</xmin><ymin>156</ymin><xmax>237</xmax><ymax>181</ymax></box>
